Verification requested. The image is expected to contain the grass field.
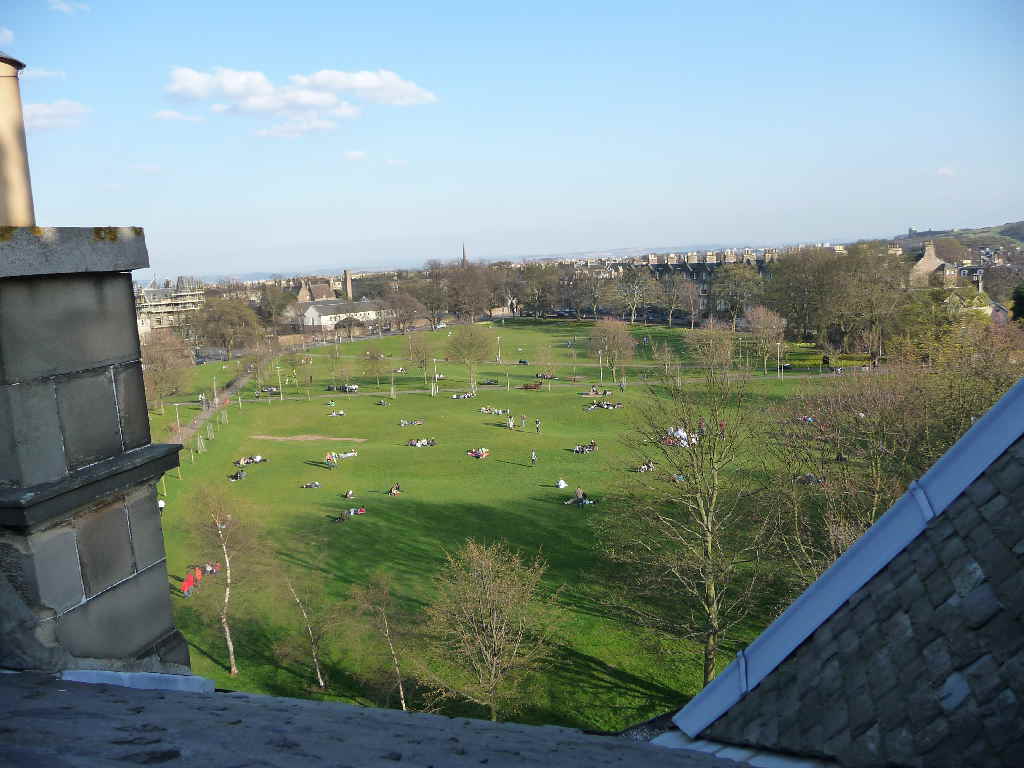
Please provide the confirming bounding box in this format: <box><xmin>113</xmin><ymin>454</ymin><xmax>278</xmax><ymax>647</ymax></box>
<box><xmin>158</xmin><ymin>320</ymin><xmax>824</xmax><ymax>731</ymax></box>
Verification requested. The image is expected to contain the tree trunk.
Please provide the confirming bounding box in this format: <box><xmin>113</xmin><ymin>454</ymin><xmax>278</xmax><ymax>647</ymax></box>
<box><xmin>489</xmin><ymin>702</ymin><xmax>497</xmax><ymax>722</ymax></box>
<box><xmin>220</xmin><ymin>534</ymin><xmax>238</xmax><ymax>676</ymax></box>
<box><xmin>703</xmin><ymin>631</ymin><xmax>718</xmax><ymax>687</ymax></box>
<box><xmin>380</xmin><ymin>609</ymin><xmax>407</xmax><ymax>711</ymax></box>
<box><xmin>287</xmin><ymin>579</ymin><xmax>325</xmax><ymax>689</ymax></box>
<box><xmin>667</xmin><ymin>309</ymin><xmax>674</xmax><ymax>328</ymax></box>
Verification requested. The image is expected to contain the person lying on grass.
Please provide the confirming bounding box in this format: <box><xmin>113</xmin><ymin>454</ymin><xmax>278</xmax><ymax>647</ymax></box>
<box><xmin>301</xmin><ymin>481</ymin><xmax>321</xmax><ymax>488</ymax></box>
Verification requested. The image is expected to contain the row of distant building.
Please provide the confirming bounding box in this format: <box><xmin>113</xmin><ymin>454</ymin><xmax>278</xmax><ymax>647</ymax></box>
<box><xmin>134</xmin><ymin>239</ymin><xmax>1020</xmax><ymax>340</ymax></box>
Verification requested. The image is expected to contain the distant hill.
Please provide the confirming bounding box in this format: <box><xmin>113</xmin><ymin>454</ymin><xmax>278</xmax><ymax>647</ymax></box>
<box><xmin>894</xmin><ymin>220</ymin><xmax>1024</xmax><ymax>251</ymax></box>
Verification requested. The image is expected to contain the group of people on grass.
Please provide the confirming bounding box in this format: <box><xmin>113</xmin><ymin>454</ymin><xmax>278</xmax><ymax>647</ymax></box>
<box><xmin>399</xmin><ymin>419</ymin><xmax>425</xmax><ymax>426</ymax></box>
<box><xmin>407</xmin><ymin>438</ymin><xmax>437</xmax><ymax>447</ymax></box>
<box><xmin>466</xmin><ymin>448</ymin><xmax>490</xmax><ymax>459</ymax></box>
<box><xmin>181</xmin><ymin>561</ymin><xmax>221</xmax><ymax>598</ymax></box>
<box><xmin>573</xmin><ymin>440</ymin><xmax>598</xmax><ymax>454</ymax></box>
<box><xmin>234</xmin><ymin>455</ymin><xmax>267</xmax><ymax>466</ymax></box>
<box><xmin>451</xmin><ymin>392</ymin><xmax>476</xmax><ymax>400</ymax></box>
<box><xmin>563</xmin><ymin>487</ymin><xmax>594</xmax><ymax>505</ymax></box>
<box><xmin>584</xmin><ymin>401</ymin><xmax>623</xmax><ymax>411</ymax></box>
<box><xmin>584</xmin><ymin>386</ymin><xmax>613</xmax><ymax>397</ymax></box>
<box><xmin>479</xmin><ymin>406</ymin><xmax>509</xmax><ymax>415</ymax></box>
<box><xmin>387</xmin><ymin>483</ymin><xmax>402</xmax><ymax>496</ymax></box>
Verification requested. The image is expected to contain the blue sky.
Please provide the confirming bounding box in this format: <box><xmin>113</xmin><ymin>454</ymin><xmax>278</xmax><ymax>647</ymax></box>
<box><xmin>3</xmin><ymin>0</ymin><xmax>1022</xmax><ymax>277</ymax></box>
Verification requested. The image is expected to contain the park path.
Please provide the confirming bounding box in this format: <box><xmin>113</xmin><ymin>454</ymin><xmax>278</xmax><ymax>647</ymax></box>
<box><xmin>173</xmin><ymin>370</ymin><xmax>254</xmax><ymax>445</ymax></box>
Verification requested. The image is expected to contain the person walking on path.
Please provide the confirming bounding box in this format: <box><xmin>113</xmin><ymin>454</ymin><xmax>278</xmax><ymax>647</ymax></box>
<box><xmin>535</xmin><ymin>418</ymin><xmax>542</xmax><ymax>434</ymax></box>
<box><xmin>530</xmin><ymin>450</ymin><xmax>537</xmax><ymax>466</ymax></box>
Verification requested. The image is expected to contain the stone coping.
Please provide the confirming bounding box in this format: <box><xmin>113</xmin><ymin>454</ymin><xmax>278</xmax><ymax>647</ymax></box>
<box><xmin>0</xmin><ymin>443</ymin><xmax>180</xmax><ymax>529</ymax></box>
<box><xmin>0</xmin><ymin>227</ymin><xmax>148</xmax><ymax>278</ymax></box>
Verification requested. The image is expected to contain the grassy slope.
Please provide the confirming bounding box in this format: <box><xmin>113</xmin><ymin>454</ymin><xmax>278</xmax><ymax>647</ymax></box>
<box><xmin>158</xmin><ymin>322</ymin><xmax>820</xmax><ymax>731</ymax></box>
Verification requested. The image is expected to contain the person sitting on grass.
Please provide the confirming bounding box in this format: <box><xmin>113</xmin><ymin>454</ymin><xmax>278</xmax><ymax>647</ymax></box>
<box><xmin>556</xmin><ymin>478</ymin><xmax>568</xmax><ymax>489</ymax></box>
<box><xmin>387</xmin><ymin>483</ymin><xmax>402</xmax><ymax>496</ymax></box>
<box><xmin>344</xmin><ymin>489</ymin><xmax>355</xmax><ymax>499</ymax></box>
<box><xmin>326</xmin><ymin>400</ymin><xmax>336</xmax><ymax>407</ymax></box>
<box><xmin>228</xmin><ymin>469</ymin><xmax>246</xmax><ymax>482</ymax></box>
<box><xmin>301</xmin><ymin>481</ymin><xmax>321</xmax><ymax>489</ymax></box>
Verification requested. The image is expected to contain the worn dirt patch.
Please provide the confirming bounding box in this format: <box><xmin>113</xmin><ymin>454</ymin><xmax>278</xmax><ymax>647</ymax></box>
<box><xmin>250</xmin><ymin>434</ymin><xmax>367</xmax><ymax>442</ymax></box>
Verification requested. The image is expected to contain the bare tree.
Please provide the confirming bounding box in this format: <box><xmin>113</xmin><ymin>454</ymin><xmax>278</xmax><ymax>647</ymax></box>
<box><xmin>363</xmin><ymin>346</ymin><xmax>387</xmax><ymax>387</ymax></box>
<box><xmin>594</xmin><ymin>370</ymin><xmax>773</xmax><ymax>686</ymax></box>
<box><xmin>277</xmin><ymin>563</ymin><xmax>342</xmax><ymax>691</ymax></box>
<box><xmin>406</xmin><ymin>333</ymin><xmax>434</xmax><ymax>386</ymax></box>
<box><xmin>191</xmin><ymin>486</ymin><xmax>257</xmax><ymax>677</ymax></box>
<box><xmin>651</xmin><ymin>341</ymin><xmax>676</xmax><ymax>375</ymax></box>
<box><xmin>350</xmin><ymin>572</ymin><xmax>409</xmax><ymax>711</ymax></box>
<box><xmin>711</xmin><ymin>264</ymin><xmax>763</xmax><ymax>331</ymax></box>
<box><xmin>616</xmin><ymin>270</ymin><xmax>648</xmax><ymax>323</ymax></box>
<box><xmin>141</xmin><ymin>330</ymin><xmax>192</xmax><ymax>414</ymax></box>
<box><xmin>446</xmin><ymin>324</ymin><xmax>494</xmax><ymax>393</ymax></box>
<box><xmin>745</xmin><ymin>305</ymin><xmax>787</xmax><ymax>375</ymax></box>
<box><xmin>589</xmin><ymin>319</ymin><xmax>635</xmax><ymax>382</ymax></box>
<box><xmin>661</xmin><ymin>273</ymin><xmax>701</xmax><ymax>329</ymax></box>
<box><xmin>336</xmin><ymin>316</ymin><xmax>365</xmax><ymax>341</ymax></box>
<box><xmin>424</xmin><ymin>539</ymin><xmax>560</xmax><ymax>721</ymax></box>
<box><xmin>387</xmin><ymin>292</ymin><xmax>426</xmax><ymax>333</ymax></box>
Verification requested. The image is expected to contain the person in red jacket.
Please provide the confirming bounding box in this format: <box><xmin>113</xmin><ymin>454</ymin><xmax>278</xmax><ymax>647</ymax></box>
<box><xmin>182</xmin><ymin>571</ymin><xmax>194</xmax><ymax>598</ymax></box>
<box><xmin>194</xmin><ymin>565</ymin><xmax>203</xmax><ymax>589</ymax></box>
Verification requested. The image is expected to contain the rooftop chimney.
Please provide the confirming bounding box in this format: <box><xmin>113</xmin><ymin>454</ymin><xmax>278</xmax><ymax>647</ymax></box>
<box><xmin>0</xmin><ymin>51</ymin><xmax>36</xmax><ymax>226</ymax></box>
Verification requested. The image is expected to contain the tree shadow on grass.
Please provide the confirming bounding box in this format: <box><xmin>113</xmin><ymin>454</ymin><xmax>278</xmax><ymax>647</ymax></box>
<box><xmin>518</xmin><ymin>643</ymin><xmax>689</xmax><ymax>729</ymax></box>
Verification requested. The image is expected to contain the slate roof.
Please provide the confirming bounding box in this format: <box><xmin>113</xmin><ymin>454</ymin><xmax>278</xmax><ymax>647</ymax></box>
<box><xmin>667</xmin><ymin>378</ymin><xmax>1024</xmax><ymax>767</ymax></box>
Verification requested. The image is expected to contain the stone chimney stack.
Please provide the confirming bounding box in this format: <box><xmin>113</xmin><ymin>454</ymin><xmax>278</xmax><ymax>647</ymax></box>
<box><xmin>344</xmin><ymin>269</ymin><xmax>352</xmax><ymax>301</ymax></box>
<box><xmin>0</xmin><ymin>55</ymin><xmax>187</xmax><ymax>673</ymax></box>
<box><xmin>0</xmin><ymin>52</ymin><xmax>36</xmax><ymax>226</ymax></box>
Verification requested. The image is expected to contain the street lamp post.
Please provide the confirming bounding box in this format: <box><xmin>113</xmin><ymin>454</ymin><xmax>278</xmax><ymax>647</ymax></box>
<box><xmin>776</xmin><ymin>342</ymin><xmax>782</xmax><ymax>380</ymax></box>
<box><xmin>496</xmin><ymin>336</ymin><xmax>501</xmax><ymax>363</ymax></box>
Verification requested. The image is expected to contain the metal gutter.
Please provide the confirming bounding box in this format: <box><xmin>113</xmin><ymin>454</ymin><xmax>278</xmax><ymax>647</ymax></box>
<box><xmin>674</xmin><ymin>376</ymin><xmax>1024</xmax><ymax>738</ymax></box>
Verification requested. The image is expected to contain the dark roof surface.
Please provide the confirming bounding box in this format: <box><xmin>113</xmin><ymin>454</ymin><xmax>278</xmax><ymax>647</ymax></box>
<box><xmin>0</xmin><ymin>672</ymin><xmax>744</xmax><ymax>768</ymax></box>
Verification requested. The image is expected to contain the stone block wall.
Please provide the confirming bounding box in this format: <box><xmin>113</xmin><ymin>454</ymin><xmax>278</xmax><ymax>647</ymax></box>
<box><xmin>0</xmin><ymin>227</ymin><xmax>186</xmax><ymax>672</ymax></box>
<box><xmin>702</xmin><ymin>437</ymin><xmax>1024</xmax><ymax>767</ymax></box>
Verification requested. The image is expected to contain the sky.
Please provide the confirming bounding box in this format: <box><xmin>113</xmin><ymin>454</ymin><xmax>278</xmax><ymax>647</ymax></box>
<box><xmin>3</xmin><ymin>0</ymin><xmax>1022</xmax><ymax>278</ymax></box>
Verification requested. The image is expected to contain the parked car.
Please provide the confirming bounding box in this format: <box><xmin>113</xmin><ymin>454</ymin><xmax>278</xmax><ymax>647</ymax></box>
<box><xmin>436</xmin><ymin>322</ymin><xmax>447</xmax><ymax>329</ymax></box>
<box><xmin>341</xmin><ymin>384</ymin><xmax>359</xmax><ymax>393</ymax></box>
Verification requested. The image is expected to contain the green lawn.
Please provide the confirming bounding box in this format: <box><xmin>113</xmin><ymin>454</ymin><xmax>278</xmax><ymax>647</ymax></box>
<box><xmin>157</xmin><ymin>321</ymin><xmax>822</xmax><ymax>731</ymax></box>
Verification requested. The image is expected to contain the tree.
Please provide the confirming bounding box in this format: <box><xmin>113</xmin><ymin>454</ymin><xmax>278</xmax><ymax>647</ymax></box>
<box><xmin>336</xmin><ymin>316</ymin><xmax>364</xmax><ymax>341</ymax></box>
<box><xmin>424</xmin><ymin>539</ymin><xmax>559</xmax><ymax>721</ymax></box>
<box><xmin>407</xmin><ymin>333</ymin><xmax>434</xmax><ymax>385</ymax></box>
<box><xmin>661</xmin><ymin>273</ymin><xmax>700</xmax><ymax>328</ymax></box>
<box><xmin>416</xmin><ymin>260</ymin><xmax>449</xmax><ymax>329</ymax></box>
<box><xmin>589</xmin><ymin>319</ymin><xmax>635</xmax><ymax>382</ymax></box>
<box><xmin>765</xmin><ymin>322</ymin><xmax>1024</xmax><ymax>596</ymax></box>
<box><xmin>257</xmin><ymin>285</ymin><xmax>297</xmax><ymax>331</ymax></box>
<box><xmin>594</xmin><ymin>370</ymin><xmax>773</xmax><ymax>686</ymax></box>
<box><xmin>363</xmin><ymin>345</ymin><xmax>387</xmax><ymax>387</ymax></box>
<box><xmin>745</xmin><ymin>306</ymin><xmax>787</xmax><ymax>375</ymax></box>
<box><xmin>519</xmin><ymin>264</ymin><xmax>558</xmax><ymax>318</ymax></box>
<box><xmin>651</xmin><ymin>340</ymin><xmax>677</xmax><ymax>375</ymax></box>
<box><xmin>191</xmin><ymin>486</ymin><xmax>257</xmax><ymax>677</ymax></box>
<box><xmin>196</xmin><ymin>298</ymin><xmax>261</xmax><ymax>360</ymax></box>
<box><xmin>1014</xmin><ymin>281</ymin><xmax>1024</xmax><ymax>322</ymax></box>
<box><xmin>141</xmin><ymin>330</ymin><xmax>192</xmax><ymax>413</ymax></box>
<box><xmin>350</xmin><ymin>572</ymin><xmax>409</xmax><ymax>711</ymax></box>
<box><xmin>616</xmin><ymin>269</ymin><xmax>649</xmax><ymax>323</ymax></box>
<box><xmin>276</xmin><ymin>546</ymin><xmax>342</xmax><ymax>691</ymax></box>
<box><xmin>448</xmin><ymin>262</ymin><xmax>493</xmax><ymax>321</ymax></box>
<box><xmin>387</xmin><ymin>292</ymin><xmax>426</xmax><ymax>333</ymax></box>
<box><xmin>578</xmin><ymin>271</ymin><xmax>614</xmax><ymax>319</ymax></box>
<box><xmin>710</xmin><ymin>264</ymin><xmax>763</xmax><ymax>331</ymax></box>
<box><xmin>981</xmin><ymin>267</ymin><xmax>1021</xmax><ymax>305</ymax></box>
<box><xmin>446</xmin><ymin>324</ymin><xmax>494</xmax><ymax>392</ymax></box>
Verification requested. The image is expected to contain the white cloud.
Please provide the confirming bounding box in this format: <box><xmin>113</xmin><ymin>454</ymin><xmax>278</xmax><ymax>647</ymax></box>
<box><xmin>132</xmin><ymin>163</ymin><xmax>163</xmax><ymax>175</ymax></box>
<box><xmin>289</xmin><ymin>69</ymin><xmax>437</xmax><ymax>105</ymax></box>
<box><xmin>163</xmin><ymin>65</ymin><xmax>431</xmax><ymax>138</ymax></box>
<box><xmin>48</xmin><ymin>0</ymin><xmax>89</xmax><ymax>13</ymax></box>
<box><xmin>936</xmin><ymin>167</ymin><xmax>956</xmax><ymax>177</ymax></box>
<box><xmin>22</xmin><ymin>68</ymin><xmax>66</xmax><ymax>80</ymax></box>
<box><xmin>256</xmin><ymin>116</ymin><xmax>336</xmax><ymax>138</ymax></box>
<box><xmin>23</xmin><ymin>99</ymin><xmax>89</xmax><ymax>130</ymax></box>
<box><xmin>343</xmin><ymin>150</ymin><xmax>367</xmax><ymax>161</ymax></box>
<box><xmin>0</xmin><ymin>26</ymin><xmax>13</xmax><ymax>44</ymax></box>
<box><xmin>153</xmin><ymin>109</ymin><xmax>203</xmax><ymax>122</ymax></box>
